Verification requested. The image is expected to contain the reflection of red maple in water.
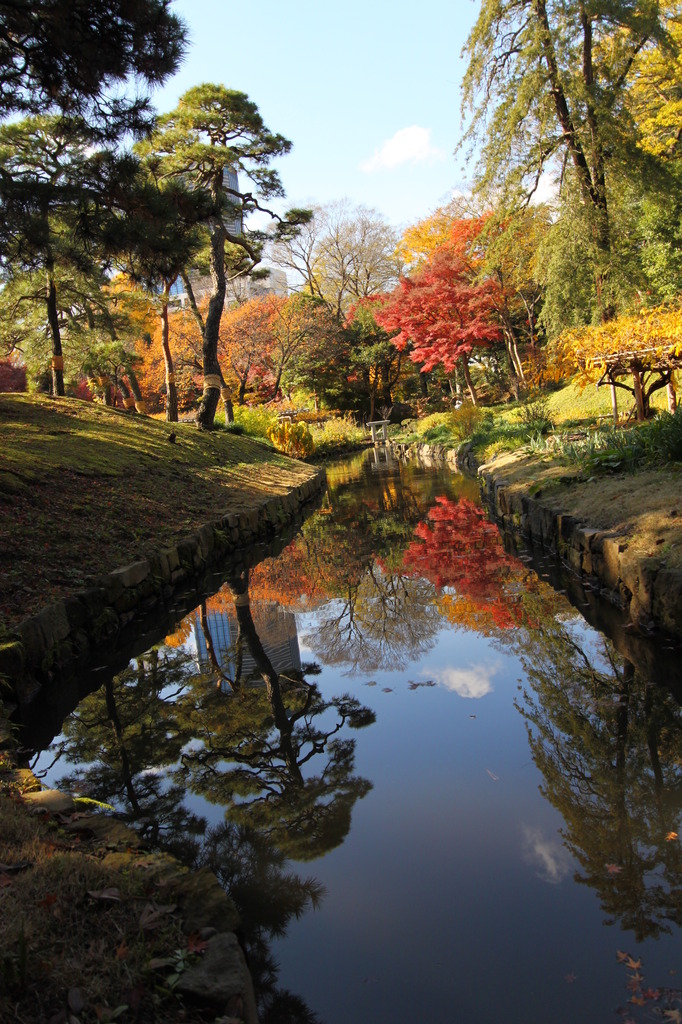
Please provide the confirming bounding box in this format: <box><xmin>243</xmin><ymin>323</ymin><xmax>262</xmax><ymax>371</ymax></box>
<box><xmin>401</xmin><ymin>496</ymin><xmax>526</xmax><ymax>630</ymax></box>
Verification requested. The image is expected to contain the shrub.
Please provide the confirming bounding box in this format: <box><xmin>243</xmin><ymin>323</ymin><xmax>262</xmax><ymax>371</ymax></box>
<box><xmin>233</xmin><ymin>405</ymin><xmax>278</xmax><ymax>438</ymax></box>
<box><xmin>449</xmin><ymin>403</ymin><xmax>486</xmax><ymax>440</ymax></box>
<box><xmin>515</xmin><ymin>395</ymin><xmax>554</xmax><ymax>436</ymax></box>
<box><xmin>268</xmin><ymin>420</ymin><xmax>316</xmax><ymax>459</ymax></box>
<box><xmin>0</xmin><ymin>359</ymin><xmax>26</xmax><ymax>393</ymax></box>
<box><xmin>310</xmin><ymin>414</ymin><xmax>365</xmax><ymax>453</ymax></box>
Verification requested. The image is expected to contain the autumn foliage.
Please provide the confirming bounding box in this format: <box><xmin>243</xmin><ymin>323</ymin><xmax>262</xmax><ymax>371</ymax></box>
<box><xmin>376</xmin><ymin>221</ymin><xmax>502</xmax><ymax>404</ymax></box>
<box><xmin>401</xmin><ymin>496</ymin><xmax>527</xmax><ymax>629</ymax></box>
<box><xmin>555</xmin><ymin>304</ymin><xmax>682</xmax><ymax>419</ymax></box>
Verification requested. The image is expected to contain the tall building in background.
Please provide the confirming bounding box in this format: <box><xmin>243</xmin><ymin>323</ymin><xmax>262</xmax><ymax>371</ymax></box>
<box><xmin>169</xmin><ymin>166</ymin><xmax>287</xmax><ymax>307</ymax></box>
<box><xmin>193</xmin><ymin>601</ymin><xmax>302</xmax><ymax>691</ymax></box>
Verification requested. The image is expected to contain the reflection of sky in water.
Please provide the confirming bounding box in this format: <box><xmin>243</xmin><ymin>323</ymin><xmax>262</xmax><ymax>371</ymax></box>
<box><xmin>271</xmin><ymin>609</ymin><xmax>682</xmax><ymax>1024</ymax></box>
<box><xmin>33</xmin><ymin>455</ymin><xmax>682</xmax><ymax>1024</ymax></box>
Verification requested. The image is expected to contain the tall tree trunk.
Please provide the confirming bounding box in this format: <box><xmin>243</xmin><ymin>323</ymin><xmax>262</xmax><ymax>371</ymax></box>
<box><xmin>118</xmin><ymin>376</ymin><xmax>135</xmax><ymax>411</ymax></box>
<box><xmin>46</xmin><ymin>267</ymin><xmax>65</xmax><ymax>397</ymax></box>
<box><xmin>196</xmin><ymin>200</ymin><xmax>227</xmax><ymax>430</ymax></box>
<box><xmin>381</xmin><ymin>359</ymin><xmax>392</xmax><ymax>406</ymax></box>
<box><xmin>668</xmin><ymin>379</ymin><xmax>677</xmax><ymax>414</ymax></box>
<box><xmin>159</xmin><ymin>290</ymin><xmax>178</xmax><ymax>423</ymax></box>
<box><xmin>226</xmin><ymin>570</ymin><xmax>303</xmax><ymax>785</ymax></box>
<box><xmin>532</xmin><ymin>0</ymin><xmax>612</xmax><ymax>320</ymax></box>
<box><xmin>633</xmin><ymin>369</ymin><xmax>646</xmax><ymax>422</ymax></box>
<box><xmin>460</xmin><ymin>355</ymin><xmax>478</xmax><ymax>406</ymax></box>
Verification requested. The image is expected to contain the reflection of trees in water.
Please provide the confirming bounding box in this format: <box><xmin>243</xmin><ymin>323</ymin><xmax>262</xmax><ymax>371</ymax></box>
<box><xmin>58</xmin><ymin>648</ymin><xmax>207</xmax><ymax>863</ymax></box>
<box><xmin>51</xmin><ymin>576</ymin><xmax>374</xmax><ymax>1020</ymax></box>
<box><xmin>200</xmin><ymin>822</ymin><xmax>324</xmax><ymax>1024</ymax></box>
<box><xmin>515</xmin><ymin>613</ymin><xmax>682</xmax><ymax>941</ymax></box>
<box><xmin>305</xmin><ymin>567</ymin><xmax>441</xmax><ymax>673</ymax></box>
<box><xmin>183</xmin><ymin>570</ymin><xmax>375</xmax><ymax>861</ymax></box>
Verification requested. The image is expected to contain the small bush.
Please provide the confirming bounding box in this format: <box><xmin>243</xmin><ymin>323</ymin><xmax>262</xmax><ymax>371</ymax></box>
<box><xmin>268</xmin><ymin>420</ymin><xmax>316</xmax><ymax>459</ymax></box>
<box><xmin>515</xmin><ymin>395</ymin><xmax>554</xmax><ymax>436</ymax></box>
<box><xmin>0</xmin><ymin>359</ymin><xmax>26</xmax><ymax>393</ymax></box>
<box><xmin>310</xmin><ymin>414</ymin><xmax>365</xmax><ymax>454</ymax></box>
<box><xmin>450</xmin><ymin>404</ymin><xmax>486</xmax><ymax>440</ymax></box>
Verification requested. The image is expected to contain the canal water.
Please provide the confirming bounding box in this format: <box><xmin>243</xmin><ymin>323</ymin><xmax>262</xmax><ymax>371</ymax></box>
<box><xmin>30</xmin><ymin>450</ymin><xmax>682</xmax><ymax>1024</ymax></box>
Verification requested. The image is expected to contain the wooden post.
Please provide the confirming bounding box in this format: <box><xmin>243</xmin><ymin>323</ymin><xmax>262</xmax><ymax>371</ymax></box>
<box><xmin>668</xmin><ymin>379</ymin><xmax>677</xmax><ymax>414</ymax></box>
<box><xmin>610</xmin><ymin>381</ymin><xmax>618</xmax><ymax>424</ymax></box>
<box><xmin>633</xmin><ymin>371</ymin><xmax>646</xmax><ymax>421</ymax></box>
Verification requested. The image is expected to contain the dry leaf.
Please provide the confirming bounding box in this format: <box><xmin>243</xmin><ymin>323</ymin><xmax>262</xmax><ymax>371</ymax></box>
<box><xmin>139</xmin><ymin>903</ymin><xmax>176</xmax><ymax>932</ymax></box>
<box><xmin>87</xmin><ymin>887</ymin><xmax>122</xmax><ymax>902</ymax></box>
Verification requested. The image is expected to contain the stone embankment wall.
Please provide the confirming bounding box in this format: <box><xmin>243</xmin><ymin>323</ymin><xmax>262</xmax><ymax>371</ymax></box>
<box><xmin>389</xmin><ymin>440</ymin><xmax>478</xmax><ymax>474</ymax></box>
<box><xmin>478</xmin><ymin>463</ymin><xmax>682</xmax><ymax>639</ymax></box>
<box><xmin>1</xmin><ymin>469</ymin><xmax>327</xmax><ymax>705</ymax></box>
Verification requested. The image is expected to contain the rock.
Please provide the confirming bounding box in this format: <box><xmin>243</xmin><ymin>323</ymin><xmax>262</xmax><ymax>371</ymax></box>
<box><xmin>65</xmin><ymin>814</ymin><xmax>141</xmax><ymax>848</ymax></box>
<box><xmin>163</xmin><ymin>865</ymin><xmax>240</xmax><ymax>935</ymax></box>
<box><xmin>5</xmin><ymin>768</ymin><xmax>41</xmax><ymax>793</ymax></box>
<box><xmin>23</xmin><ymin>788</ymin><xmax>74</xmax><ymax>813</ymax></box>
<box><xmin>176</xmin><ymin>932</ymin><xmax>258</xmax><ymax>1022</ymax></box>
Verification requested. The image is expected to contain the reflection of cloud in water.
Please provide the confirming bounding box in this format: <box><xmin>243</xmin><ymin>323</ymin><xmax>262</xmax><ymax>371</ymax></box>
<box><xmin>522</xmin><ymin>826</ymin><xmax>572</xmax><ymax>884</ymax></box>
<box><xmin>425</xmin><ymin>664</ymin><xmax>498</xmax><ymax>699</ymax></box>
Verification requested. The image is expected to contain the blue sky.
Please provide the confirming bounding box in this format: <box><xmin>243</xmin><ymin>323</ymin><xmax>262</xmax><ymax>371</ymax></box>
<box><xmin>155</xmin><ymin>0</ymin><xmax>480</xmax><ymax>232</ymax></box>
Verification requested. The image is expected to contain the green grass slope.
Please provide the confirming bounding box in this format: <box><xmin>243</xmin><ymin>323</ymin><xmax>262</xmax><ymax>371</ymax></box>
<box><xmin>0</xmin><ymin>395</ymin><xmax>318</xmax><ymax>629</ymax></box>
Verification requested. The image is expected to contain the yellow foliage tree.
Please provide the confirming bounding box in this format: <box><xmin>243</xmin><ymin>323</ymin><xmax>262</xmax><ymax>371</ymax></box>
<box><xmin>628</xmin><ymin>13</ymin><xmax>682</xmax><ymax>160</ymax></box>
<box><xmin>556</xmin><ymin>305</ymin><xmax>682</xmax><ymax>420</ymax></box>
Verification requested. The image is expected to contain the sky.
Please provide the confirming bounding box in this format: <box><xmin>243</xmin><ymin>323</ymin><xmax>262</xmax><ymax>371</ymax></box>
<box><xmin>154</xmin><ymin>0</ymin><xmax>481</xmax><ymax>233</ymax></box>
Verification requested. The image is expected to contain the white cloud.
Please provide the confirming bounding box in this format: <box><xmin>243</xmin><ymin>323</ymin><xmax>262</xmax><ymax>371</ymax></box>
<box><xmin>425</xmin><ymin>663</ymin><xmax>498</xmax><ymax>699</ymax></box>
<box><xmin>360</xmin><ymin>126</ymin><xmax>445</xmax><ymax>173</ymax></box>
<box><xmin>521</xmin><ymin>826</ymin><xmax>572</xmax><ymax>885</ymax></box>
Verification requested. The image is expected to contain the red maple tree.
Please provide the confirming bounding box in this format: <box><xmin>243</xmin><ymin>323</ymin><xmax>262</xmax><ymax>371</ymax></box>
<box><xmin>376</xmin><ymin>228</ymin><xmax>502</xmax><ymax>404</ymax></box>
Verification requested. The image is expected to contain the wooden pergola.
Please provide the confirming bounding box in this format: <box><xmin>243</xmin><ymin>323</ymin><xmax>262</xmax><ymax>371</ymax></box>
<box><xmin>590</xmin><ymin>347</ymin><xmax>681</xmax><ymax>423</ymax></box>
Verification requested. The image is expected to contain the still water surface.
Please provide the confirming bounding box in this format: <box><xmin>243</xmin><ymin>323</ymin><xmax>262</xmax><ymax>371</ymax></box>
<box><xmin>33</xmin><ymin>450</ymin><xmax>682</xmax><ymax>1023</ymax></box>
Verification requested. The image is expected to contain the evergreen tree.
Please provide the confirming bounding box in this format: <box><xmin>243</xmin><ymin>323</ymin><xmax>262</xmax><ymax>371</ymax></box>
<box><xmin>139</xmin><ymin>84</ymin><xmax>309</xmax><ymax>429</ymax></box>
<box><xmin>0</xmin><ymin>0</ymin><xmax>186</xmax><ymax>139</ymax></box>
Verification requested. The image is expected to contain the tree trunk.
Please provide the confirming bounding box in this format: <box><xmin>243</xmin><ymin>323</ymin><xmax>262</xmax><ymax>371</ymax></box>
<box><xmin>419</xmin><ymin>370</ymin><xmax>429</xmax><ymax>397</ymax></box>
<box><xmin>196</xmin><ymin>198</ymin><xmax>227</xmax><ymax>430</ymax></box>
<box><xmin>460</xmin><ymin>355</ymin><xmax>478</xmax><ymax>406</ymax></box>
<box><xmin>160</xmin><ymin>293</ymin><xmax>178</xmax><ymax>422</ymax></box>
<box><xmin>381</xmin><ymin>360</ymin><xmax>392</xmax><ymax>406</ymax></box>
<box><xmin>126</xmin><ymin>370</ymin><xmax>144</xmax><ymax>405</ymax></box>
<box><xmin>119</xmin><ymin>376</ymin><xmax>135</xmax><ymax>411</ymax></box>
<box><xmin>226</xmin><ymin>570</ymin><xmax>303</xmax><ymax>785</ymax></box>
<box><xmin>222</xmin><ymin>394</ymin><xmax>234</xmax><ymax>423</ymax></box>
<box><xmin>46</xmin><ymin>268</ymin><xmax>65</xmax><ymax>397</ymax></box>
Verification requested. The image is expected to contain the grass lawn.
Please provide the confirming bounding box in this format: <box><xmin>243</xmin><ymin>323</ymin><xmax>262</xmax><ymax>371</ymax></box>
<box><xmin>0</xmin><ymin>394</ymin><xmax>318</xmax><ymax>631</ymax></box>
